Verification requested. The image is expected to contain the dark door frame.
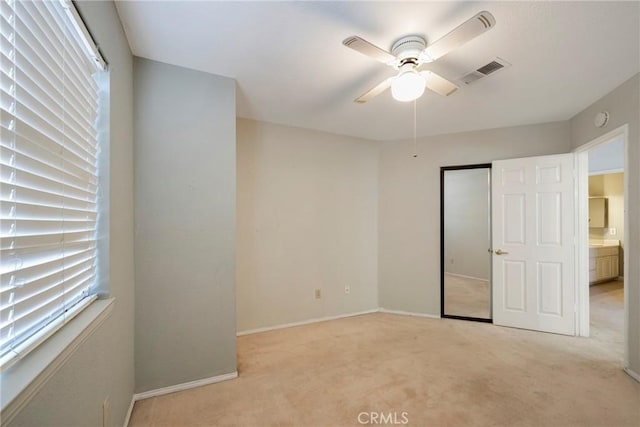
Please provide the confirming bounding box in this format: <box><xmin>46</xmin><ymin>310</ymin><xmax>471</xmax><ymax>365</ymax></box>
<box><xmin>440</xmin><ymin>163</ymin><xmax>493</xmax><ymax>323</ymax></box>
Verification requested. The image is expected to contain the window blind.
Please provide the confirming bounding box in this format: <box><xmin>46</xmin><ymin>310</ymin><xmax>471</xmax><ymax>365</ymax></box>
<box><xmin>0</xmin><ymin>0</ymin><xmax>105</xmax><ymax>369</ymax></box>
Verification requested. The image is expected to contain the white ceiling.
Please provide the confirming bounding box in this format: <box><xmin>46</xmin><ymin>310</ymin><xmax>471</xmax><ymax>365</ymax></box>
<box><xmin>115</xmin><ymin>1</ymin><xmax>639</xmax><ymax>141</ymax></box>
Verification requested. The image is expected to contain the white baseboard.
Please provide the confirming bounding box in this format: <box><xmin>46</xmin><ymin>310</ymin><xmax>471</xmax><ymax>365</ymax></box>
<box><xmin>624</xmin><ymin>367</ymin><xmax>640</xmax><ymax>383</ymax></box>
<box><xmin>122</xmin><ymin>395</ymin><xmax>136</xmax><ymax>427</ymax></box>
<box><xmin>378</xmin><ymin>308</ymin><xmax>440</xmax><ymax>319</ymax></box>
<box><xmin>237</xmin><ymin>309</ymin><xmax>379</xmax><ymax>336</ymax></box>
<box><xmin>237</xmin><ymin>308</ymin><xmax>443</xmax><ymax>337</ymax></box>
<box><xmin>122</xmin><ymin>372</ymin><xmax>238</xmax><ymax>426</ymax></box>
<box><xmin>133</xmin><ymin>371</ymin><xmax>238</xmax><ymax>402</ymax></box>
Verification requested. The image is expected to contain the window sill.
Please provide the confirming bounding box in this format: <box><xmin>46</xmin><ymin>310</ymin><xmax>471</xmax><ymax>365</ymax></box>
<box><xmin>0</xmin><ymin>298</ymin><xmax>115</xmax><ymax>424</ymax></box>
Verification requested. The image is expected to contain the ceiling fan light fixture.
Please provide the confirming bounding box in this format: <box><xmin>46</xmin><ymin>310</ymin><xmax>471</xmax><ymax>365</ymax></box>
<box><xmin>344</xmin><ymin>10</ymin><xmax>496</xmax><ymax>103</ymax></box>
<box><xmin>391</xmin><ymin>70</ymin><xmax>425</xmax><ymax>102</ymax></box>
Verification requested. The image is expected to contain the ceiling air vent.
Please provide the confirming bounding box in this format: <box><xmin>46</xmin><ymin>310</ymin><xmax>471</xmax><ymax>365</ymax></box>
<box><xmin>460</xmin><ymin>57</ymin><xmax>511</xmax><ymax>85</ymax></box>
<box><xmin>343</xmin><ymin>37</ymin><xmax>359</xmax><ymax>47</ymax></box>
<box><xmin>476</xmin><ymin>60</ymin><xmax>504</xmax><ymax>75</ymax></box>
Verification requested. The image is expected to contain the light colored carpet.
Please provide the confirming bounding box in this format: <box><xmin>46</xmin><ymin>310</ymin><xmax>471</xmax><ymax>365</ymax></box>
<box><xmin>130</xmin><ymin>281</ymin><xmax>639</xmax><ymax>426</ymax></box>
<box><xmin>443</xmin><ymin>273</ymin><xmax>491</xmax><ymax>319</ymax></box>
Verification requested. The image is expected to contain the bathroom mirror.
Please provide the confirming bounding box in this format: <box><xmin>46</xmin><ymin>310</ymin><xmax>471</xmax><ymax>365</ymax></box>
<box><xmin>440</xmin><ymin>164</ymin><xmax>492</xmax><ymax>322</ymax></box>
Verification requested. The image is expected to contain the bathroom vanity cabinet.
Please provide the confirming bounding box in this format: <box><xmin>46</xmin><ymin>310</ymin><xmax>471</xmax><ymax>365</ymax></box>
<box><xmin>589</xmin><ymin>243</ymin><xmax>620</xmax><ymax>284</ymax></box>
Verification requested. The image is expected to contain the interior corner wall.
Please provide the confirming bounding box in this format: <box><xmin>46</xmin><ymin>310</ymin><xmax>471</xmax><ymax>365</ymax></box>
<box><xmin>236</xmin><ymin>119</ymin><xmax>379</xmax><ymax>332</ymax></box>
<box><xmin>134</xmin><ymin>58</ymin><xmax>237</xmax><ymax>392</ymax></box>
<box><xmin>378</xmin><ymin>121</ymin><xmax>572</xmax><ymax>315</ymax></box>
<box><xmin>9</xmin><ymin>1</ymin><xmax>135</xmax><ymax>426</ymax></box>
<box><xmin>569</xmin><ymin>73</ymin><xmax>640</xmax><ymax>375</ymax></box>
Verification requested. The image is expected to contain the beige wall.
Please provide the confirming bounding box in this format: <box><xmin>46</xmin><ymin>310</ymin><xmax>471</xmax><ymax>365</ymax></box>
<box><xmin>236</xmin><ymin>119</ymin><xmax>379</xmax><ymax>332</ymax></box>
<box><xmin>589</xmin><ymin>175</ymin><xmax>605</xmax><ymax>196</ymax></box>
<box><xmin>378</xmin><ymin>121</ymin><xmax>571</xmax><ymax>315</ymax></box>
<box><xmin>10</xmin><ymin>1</ymin><xmax>135</xmax><ymax>425</ymax></box>
<box><xmin>570</xmin><ymin>73</ymin><xmax>640</xmax><ymax>375</ymax></box>
<box><xmin>134</xmin><ymin>58</ymin><xmax>237</xmax><ymax>392</ymax></box>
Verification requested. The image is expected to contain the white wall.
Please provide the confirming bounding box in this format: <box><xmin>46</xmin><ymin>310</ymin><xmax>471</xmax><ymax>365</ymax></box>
<box><xmin>589</xmin><ymin>136</ymin><xmax>624</xmax><ymax>174</ymax></box>
<box><xmin>236</xmin><ymin>119</ymin><xmax>379</xmax><ymax>332</ymax></box>
<box><xmin>9</xmin><ymin>1</ymin><xmax>135</xmax><ymax>425</ymax></box>
<box><xmin>443</xmin><ymin>168</ymin><xmax>491</xmax><ymax>280</ymax></box>
<box><xmin>134</xmin><ymin>58</ymin><xmax>237</xmax><ymax>392</ymax></box>
<box><xmin>378</xmin><ymin>122</ymin><xmax>571</xmax><ymax>315</ymax></box>
<box><xmin>570</xmin><ymin>73</ymin><xmax>640</xmax><ymax>375</ymax></box>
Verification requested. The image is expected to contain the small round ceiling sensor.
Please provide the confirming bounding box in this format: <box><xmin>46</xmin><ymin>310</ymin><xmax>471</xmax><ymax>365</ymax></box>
<box><xmin>594</xmin><ymin>111</ymin><xmax>609</xmax><ymax>128</ymax></box>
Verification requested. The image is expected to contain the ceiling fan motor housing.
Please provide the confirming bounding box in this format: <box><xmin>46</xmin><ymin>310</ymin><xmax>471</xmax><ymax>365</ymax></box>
<box><xmin>391</xmin><ymin>35</ymin><xmax>427</xmax><ymax>67</ymax></box>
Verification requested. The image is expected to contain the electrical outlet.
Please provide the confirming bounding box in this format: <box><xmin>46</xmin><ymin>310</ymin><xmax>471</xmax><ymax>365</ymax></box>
<box><xmin>609</xmin><ymin>227</ymin><xmax>617</xmax><ymax>236</ymax></box>
<box><xmin>315</xmin><ymin>289</ymin><xmax>321</xmax><ymax>299</ymax></box>
<box><xmin>345</xmin><ymin>286</ymin><xmax>350</xmax><ymax>294</ymax></box>
<box><xmin>103</xmin><ymin>397</ymin><xmax>110</xmax><ymax>427</ymax></box>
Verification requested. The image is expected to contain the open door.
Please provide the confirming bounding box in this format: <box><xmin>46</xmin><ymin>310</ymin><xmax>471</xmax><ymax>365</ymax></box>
<box><xmin>492</xmin><ymin>154</ymin><xmax>576</xmax><ymax>335</ymax></box>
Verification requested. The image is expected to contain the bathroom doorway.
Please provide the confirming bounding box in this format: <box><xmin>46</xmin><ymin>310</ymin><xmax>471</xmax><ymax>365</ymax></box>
<box><xmin>575</xmin><ymin>125</ymin><xmax>628</xmax><ymax>368</ymax></box>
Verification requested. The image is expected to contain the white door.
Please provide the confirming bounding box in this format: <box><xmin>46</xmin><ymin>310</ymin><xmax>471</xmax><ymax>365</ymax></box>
<box><xmin>492</xmin><ymin>154</ymin><xmax>576</xmax><ymax>335</ymax></box>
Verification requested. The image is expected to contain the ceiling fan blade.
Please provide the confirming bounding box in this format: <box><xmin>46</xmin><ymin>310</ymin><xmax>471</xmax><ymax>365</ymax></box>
<box><xmin>420</xmin><ymin>71</ymin><xmax>459</xmax><ymax>96</ymax></box>
<box><xmin>424</xmin><ymin>11</ymin><xmax>496</xmax><ymax>61</ymax></box>
<box><xmin>343</xmin><ymin>36</ymin><xmax>396</xmax><ymax>65</ymax></box>
<box><xmin>355</xmin><ymin>77</ymin><xmax>393</xmax><ymax>103</ymax></box>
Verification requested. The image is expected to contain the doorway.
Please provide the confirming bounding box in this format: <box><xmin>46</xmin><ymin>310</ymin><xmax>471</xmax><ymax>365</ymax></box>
<box><xmin>574</xmin><ymin>125</ymin><xmax>629</xmax><ymax>368</ymax></box>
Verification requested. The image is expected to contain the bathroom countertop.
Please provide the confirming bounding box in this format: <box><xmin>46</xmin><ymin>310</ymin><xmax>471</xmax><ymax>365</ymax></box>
<box><xmin>589</xmin><ymin>240</ymin><xmax>620</xmax><ymax>249</ymax></box>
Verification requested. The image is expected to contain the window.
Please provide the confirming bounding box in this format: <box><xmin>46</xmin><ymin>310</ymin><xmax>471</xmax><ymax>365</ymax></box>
<box><xmin>1</xmin><ymin>0</ymin><xmax>106</xmax><ymax>369</ymax></box>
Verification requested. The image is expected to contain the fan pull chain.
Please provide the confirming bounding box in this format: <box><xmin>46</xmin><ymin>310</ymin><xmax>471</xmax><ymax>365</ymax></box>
<box><xmin>413</xmin><ymin>99</ymin><xmax>418</xmax><ymax>158</ymax></box>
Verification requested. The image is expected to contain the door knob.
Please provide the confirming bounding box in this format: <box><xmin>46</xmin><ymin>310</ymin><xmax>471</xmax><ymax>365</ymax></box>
<box><xmin>495</xmin><ymin>249</ymin><xmax>509</xmax><ymax>255</ymax></box>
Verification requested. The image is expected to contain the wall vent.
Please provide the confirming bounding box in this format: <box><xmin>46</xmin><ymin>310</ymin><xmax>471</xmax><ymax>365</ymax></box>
<box><xmin>460</xmin><ymin>57</ymin><xmax>511</xmax><ymax>85</ymax></box>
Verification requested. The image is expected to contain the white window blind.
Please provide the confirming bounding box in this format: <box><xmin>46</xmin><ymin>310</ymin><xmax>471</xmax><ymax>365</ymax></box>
<box><xmin>0</xmin><ymin>0</ymin><xmax>105</xmax><ymax>369</ymax></box>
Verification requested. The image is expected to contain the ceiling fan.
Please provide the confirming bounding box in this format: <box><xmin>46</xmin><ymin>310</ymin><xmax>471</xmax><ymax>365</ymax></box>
<box><xmin>343</xmin><ymin>11</ymin><xmax>496</xmax><ymax>103</ymax></box>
